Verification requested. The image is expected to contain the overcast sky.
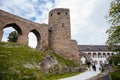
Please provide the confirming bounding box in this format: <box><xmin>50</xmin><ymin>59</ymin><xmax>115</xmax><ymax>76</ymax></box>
<box><xmin>0</xmin><ymin>0</ymin><xmax>111</xmax><ymax>46</ymax></box>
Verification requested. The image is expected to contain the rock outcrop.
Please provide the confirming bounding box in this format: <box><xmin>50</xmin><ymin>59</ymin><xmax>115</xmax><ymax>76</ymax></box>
<box><xmin>39</xmin><ymin>55</ymin><xmax>85</xmax><ymax>74</ymax></box>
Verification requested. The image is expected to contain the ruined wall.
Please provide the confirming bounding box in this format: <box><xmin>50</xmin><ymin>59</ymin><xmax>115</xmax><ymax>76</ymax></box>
<box><xmin>68</xmin><ymin>40</ymin><xmax>80</xmax><ymax>60</ymax></box>
<box><xmin>0</xmin><ymin>8</ymin><xmax>80</xmax><ymax>61</ymax></box>
<box><xmin>0</xmin><ymin>10</ymin><xmax>48</xmax><ymax>49</ymax></box>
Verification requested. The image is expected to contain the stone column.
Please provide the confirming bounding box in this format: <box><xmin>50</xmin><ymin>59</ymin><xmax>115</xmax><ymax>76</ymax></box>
<box><xmin>17</xmin><ymin>34</ymin><xmax>28</xmax><ymax>46</ymax></box>
<box><xmin>0</xmin><ymin>30</ymin><xmax>3</xmax><ymax>41</ymax></box>
<box><xmin>0</xmin><ymin>22</ymin><xmax>3</xmax><ymax>41</ymax></box>
<box><xmin>96</xmin><ymin>52</ymin><xmax>98</xmax><ymax>58</ymax></box>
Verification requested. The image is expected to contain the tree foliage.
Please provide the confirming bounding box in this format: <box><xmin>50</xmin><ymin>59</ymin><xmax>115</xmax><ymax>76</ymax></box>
<box><xmin>109</xmin><ymin>54</ymin><xmax>120</xmax><ymax>65</ymax></box>
<box><xmin>8</xmin><ymin>31</ymin><xmax>18</xmax><ymax>42</ymax></box>
<box><xmin>106</xmin><ymin>0</ymin><xmax>120</xmax><ymax>48</ymax></box>
<box><xmin>106</xmin><ymin>0</ymin><xmax>120</xmax><ymax>66</ymax></box>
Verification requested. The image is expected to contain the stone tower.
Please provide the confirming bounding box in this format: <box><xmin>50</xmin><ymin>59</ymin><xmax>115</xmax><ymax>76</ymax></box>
<box><xmin>48</xmin><ymin>8</ymin><xmax>80</xmax><ymax>61</ymax></box>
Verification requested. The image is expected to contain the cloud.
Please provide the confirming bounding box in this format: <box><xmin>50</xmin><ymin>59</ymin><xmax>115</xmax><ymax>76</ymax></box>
<box><xmin>53</xmin><ymin>0</ymin><xmax>111</xmax><ymax>45</ymax></box>
<box><xmin>0</xmin><ymin>0</ymin><xmax>54</xmax><ymax>47</ymax></box>
<box><xmin>0</xmin><ymin>0</ymin><xmax>54</xmax><ymax>23</ymax></box>
<box><xmin>0</xmin><ymin>0</ymin><xmax>111</xmax><ymax>45</ymax></box>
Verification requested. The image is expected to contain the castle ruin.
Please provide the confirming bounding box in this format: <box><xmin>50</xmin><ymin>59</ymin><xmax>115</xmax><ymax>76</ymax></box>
<box><xmin>0</xmin><ymin>8</ymin><xmax>80</xmax><ymax>61</ymax></box>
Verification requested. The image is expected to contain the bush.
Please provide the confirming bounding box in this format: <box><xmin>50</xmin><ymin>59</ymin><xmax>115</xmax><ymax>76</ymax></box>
<box><xmin>111</xmin><ymin>70</ymin><xmax>120</xmax><ymax>80</ymax></box>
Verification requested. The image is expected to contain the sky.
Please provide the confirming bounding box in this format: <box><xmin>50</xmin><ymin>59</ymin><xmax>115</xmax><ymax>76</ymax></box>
<box><xmin>0</xmin><ymin>0</ymin><xmax>111</xmax><ymax>47</ymax></box>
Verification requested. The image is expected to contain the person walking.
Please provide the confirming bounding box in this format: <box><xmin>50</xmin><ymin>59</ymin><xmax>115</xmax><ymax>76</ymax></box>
<box><xmin>87</xmin><ymin>62</ymin><xmax>91</xmax><ymax>71</ymax></box>
<box><xmin>92</xmin><ymin>64</ymin><xmax>96</xmax><ymax>71</ymax></box>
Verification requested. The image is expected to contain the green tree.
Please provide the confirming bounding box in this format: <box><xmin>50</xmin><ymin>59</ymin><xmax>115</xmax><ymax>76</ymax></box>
<box><xmin>8</xmin><ymin>31</ymin><xmax>18</xmax><ymax>42</ymax></box>
<box><xmin>106</xmin><ymin>0</ymin><xmax>120</xmax><ymax>66</ymax></box>
<box><xmin>106</xmin><ymin>0</ymin><xmax>120</xmax><ymax>48</ymax></box>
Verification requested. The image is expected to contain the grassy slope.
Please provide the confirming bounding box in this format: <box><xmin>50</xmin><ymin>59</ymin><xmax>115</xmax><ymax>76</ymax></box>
<box><xmin>0</xmin><ymin>42</ymin><xmax>80</xmax><ymax>80</ymax></box>
<box><xmin>0</xmin><ymin>42</ymin><xmax>47</xmax><ymax>80</ymax></box>
<box><xmin>110</xmin><ymin>66</ymin><xmax>120</xmax><ymax>80</ymax></box>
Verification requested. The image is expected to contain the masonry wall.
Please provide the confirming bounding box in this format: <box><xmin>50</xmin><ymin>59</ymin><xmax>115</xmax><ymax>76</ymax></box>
<box><xmin>0</xmin><ymin>10</ymin><xmax>48</xmax><ymax>49</ymax></box>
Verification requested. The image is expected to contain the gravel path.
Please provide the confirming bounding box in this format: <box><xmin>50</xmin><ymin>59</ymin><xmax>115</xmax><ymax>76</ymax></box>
<box><xmin>60</xmin><ymin>66</ymin><xmax>101</xmax><ymax>80</ymax></box>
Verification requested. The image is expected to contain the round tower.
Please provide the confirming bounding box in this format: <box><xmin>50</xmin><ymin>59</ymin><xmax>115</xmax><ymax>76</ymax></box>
<box><xmin>48</xmin><ymin>8</ymin><xmax>80</xmax><ymax>61</ymax></box>
<box><xmin>48</xmin><ymin>8</ymin><xmax>71</xmax><ymax>51</ymax></box>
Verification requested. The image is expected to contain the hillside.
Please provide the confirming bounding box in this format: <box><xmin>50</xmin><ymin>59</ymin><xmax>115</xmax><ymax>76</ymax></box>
<box><xmin>0</xmin><ymin>42</ymin><xmax>82</xmax><ymax>80</ymax></box>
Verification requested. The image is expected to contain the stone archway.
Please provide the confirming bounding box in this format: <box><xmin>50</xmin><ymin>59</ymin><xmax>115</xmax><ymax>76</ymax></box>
<box><xmin>99</xmin><ymin>60</ymin><xmax>103</xmax><ymax>64</ymax></box>
<box><xmin>88</xmin><ymin>53</ymin><xmax>91</xmax><ymax>57</ymax></box>
<box><xmin>3</xmin><ymin>23</ymin><xmax>22</xmax><ymax>35</ymax></box>
<box><xmin>107</xmin><ymin>53</ymin><xmax>110</xmax><ymax>57</ymax></box>
<box><xmin>0</xmin><ymin>10</ymin><xmax>48</xmax><ymax>50</ymax></box>
<box><xmin>29</xmin><ymin>29</ymin><xmax>41</xmax><ymax>49</ymax></box>
<box><xmin>98</xmin><ymin>53</ymin><xmax>102</xmax><ymax>58</ymax></box>
<box><xmin>94</xmin><ymin>60</ymin><xmax>98</xmax><ymax>65</ymax></box>
<box><xmin>1</xmin><ymin>23</ymin><xmax>22</xmax><ymax>41</ymax></box>
<box><xmin>103</xmin><ymin>53</ymin><xmax>106</xmax><ymax>58</ymax></box>
<box><xmin>93</xmin><ymin>53</ymin><xmax>97</xmax><ymax>58</ymax></box>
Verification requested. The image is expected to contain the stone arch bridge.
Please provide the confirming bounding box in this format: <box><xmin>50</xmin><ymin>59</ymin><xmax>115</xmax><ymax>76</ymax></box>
<box><xmin>0</xmin><ymin>10</ymin><xmax>48</xmax><ymax>49</ymax></box>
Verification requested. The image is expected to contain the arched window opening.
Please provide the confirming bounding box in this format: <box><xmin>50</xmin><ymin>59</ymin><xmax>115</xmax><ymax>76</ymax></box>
<box><xmin>103</xmin><ymin>53</ymin><xmax>106</xmax><ymax>58</ymax></box>
<box><xmin>28</xmin><ymin>29</ymin><xmax>41</xmax><ymax>48</ymax></box>
<box><xmin>111</xmin><ymin>53</ymin><xmax>114</xmax><ymax>55</ymax></box>
<box><xmin>93</xmin><ymin>53</ymin><xmax>96</xmax><ymax>58</ymax></box>
<box><xmin>107</xmin><ymin>53</ymin><xmax>110</xmax><ymax>57</ymax></box>
<box><xmin>94</xmin><ymin>60</ymin><xmax>98</xmax><ymax>65</ymax></box>
<box><xmin>99</xmin><ymin>61</ymin><xmax>103</xmax><ymax>65</ymax></box>
<box><xmin>98</xmin><ymin>53</ymin><xmax>102</xmax><ymax>58</ymax></box>
<box><xmin>88</xmin><ymin>53</ymin><xmax>91</xmax><ymax>57</ymax></box>
<box><xmin>57</xmin><ymin>12</ymin><xmax>60</xmax><ymax>15</ymax></box>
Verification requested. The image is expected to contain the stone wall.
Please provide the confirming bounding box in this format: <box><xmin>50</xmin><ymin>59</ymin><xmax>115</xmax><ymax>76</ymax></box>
<box><xmin>0</xmin><ymin>10</ymin><xmax>48</xmax><ymax>49</ymax></box>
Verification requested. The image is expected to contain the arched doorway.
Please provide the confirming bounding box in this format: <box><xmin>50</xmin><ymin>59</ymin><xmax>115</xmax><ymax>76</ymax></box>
<box><xmin>93</xmin><ymin>53</ymin><xmax>97</xmax><ymax>58</ymax></box>
<box><xmin>99</xmin><ymin>61</ymin><xmax>103</xmax><ymax>65</ymax></box>
<box><xmin>28</xmin><ymin>29</ymin><xmax>41</xmax><ymax>48</ymax></box>
<box><xmin>81</xmin><ymin>56</ymin><xmax>87</xmax><ymax>64</ymax></box>
<box><xmin>103</xmin><ymin>53</ymin><xmax>106</xmax><ymax>58</ymax></box>
<box><xmin>1</xmin><ymin>23</ymin><xmax>22</xmax><ymax>42</ymax></box>
<box><xmin>88</xmin><ymin>52</ymin><xmax>91</xmax><ymax>57</ymax></box>
<box><xmin>98</xmin><ymin>53</ymin><xmax>102</xmax><ymax>58</ymax></box>
<box><xmin>107</xmin><ymin>53</ymin><xmax>110</xmax><ymax>57</ymax></box>
<box><xmin>111</xmin><ymin>53</ymin><xmax>114</xmax><ymax>56</ymax></box>
<box><xmin>94</xmin><ymin>60</ymin><xmax>98</xmax><ymax>65</ymax></box>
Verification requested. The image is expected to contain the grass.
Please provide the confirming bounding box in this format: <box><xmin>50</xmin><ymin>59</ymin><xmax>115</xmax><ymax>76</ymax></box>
<box><xmin>0</xmin><ymin>42</ymin><xmax>46</xmax><ymax>80</ymax></box>
<box><xmin>111</xmin><ymin>70</ymin><xmax>120</xmax><ymax>80</ymax></box>
<box><xmin>0</xmin><ymin>42</ymin><xmax>81</xmax><ymax>80</ymax></box>
<box><xmin>49</xmin><ymin>51</ymin><xmax>79</xmax><ymax>67</ymax></box>
<box><xmin>110</xmin><ymin>66</ymin><xmax>120</xmax><ymax>80</ymax></box>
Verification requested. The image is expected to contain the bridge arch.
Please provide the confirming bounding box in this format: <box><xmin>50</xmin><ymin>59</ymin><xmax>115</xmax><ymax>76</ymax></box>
<box><xmin>2</xmin><ymin>23</ymin><xmax>22</xmax><ymax>35</ymax></box>
<box><xmin>1</xmin><ymin>23</ymin><xmax>22</xmax><ymax>42</ymax></box>
<box><xmin>28</xmin><ymin>29</ymin><xmax>41</xmax><ymax>48</ymax></box>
